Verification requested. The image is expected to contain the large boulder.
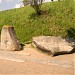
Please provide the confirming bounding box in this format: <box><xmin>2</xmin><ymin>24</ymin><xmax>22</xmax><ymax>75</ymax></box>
<box><xmin>1</xmin><ymin>25</ymin><xmax>22</xmax><ymax>51</ymax></box>
<box><xmin>32</xmin><ymin>36</ymin><xmax>75</xmax><ymax>56</ymax></box>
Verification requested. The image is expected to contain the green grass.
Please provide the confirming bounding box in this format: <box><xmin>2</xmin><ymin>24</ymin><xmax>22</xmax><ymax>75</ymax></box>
<box><xmin>0</xmin><ymin>1</ymin><xmax>75</xmax><ymax>44</ymax></box>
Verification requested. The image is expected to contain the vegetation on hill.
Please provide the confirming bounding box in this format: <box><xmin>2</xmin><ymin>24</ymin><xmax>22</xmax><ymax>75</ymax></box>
<box><xmin>22</xmin><ymin>0</ymin><xmax>43</xmax><ymax>15</ymax></box>
<box><xmin>0</xmin><ymin>1</ymin><xmax>75</xmax><ymax>44</ymax></box>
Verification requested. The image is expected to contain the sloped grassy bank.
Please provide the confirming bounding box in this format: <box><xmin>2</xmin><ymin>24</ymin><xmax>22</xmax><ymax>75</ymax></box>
<box><xmin>0</xmin><ymin>1</ymin><xmax>75</xmax><ymax>43</ymax></box>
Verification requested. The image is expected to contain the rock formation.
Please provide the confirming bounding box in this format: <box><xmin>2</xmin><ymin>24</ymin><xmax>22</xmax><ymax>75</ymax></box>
<box><xmin>1</xmin><ymin>25</ymin><xmax>22</xmax><ymax>51</ymax></box>
<box><xmin>32</xmin><ymin>36</ymin><xmax>75</xmax><ymax>56</ymax></box>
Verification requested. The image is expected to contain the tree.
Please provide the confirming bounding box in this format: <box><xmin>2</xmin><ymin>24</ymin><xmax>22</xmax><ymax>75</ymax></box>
<box><xmin>22</xmin><ymin>0</ymin><xmax>43</xmax><ymax>15</ymax></box>
<box><xmin>51</xmin><ymin>0</ymin><xmax>53</xmax><ymax>2</ymax></box>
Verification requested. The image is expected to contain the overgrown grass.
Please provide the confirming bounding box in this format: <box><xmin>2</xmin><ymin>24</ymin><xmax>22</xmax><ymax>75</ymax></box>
<box><xmin>0</xmin><ymin>1</ymin><xmax>75</xmax><ymax>44</ymax></box>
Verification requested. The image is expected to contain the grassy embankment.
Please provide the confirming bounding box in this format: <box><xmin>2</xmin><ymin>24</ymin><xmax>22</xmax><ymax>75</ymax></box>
<box><xmin>0</xmin><ymin>1</ymin><xmax>75</xmax><ymax>44</ymax></box>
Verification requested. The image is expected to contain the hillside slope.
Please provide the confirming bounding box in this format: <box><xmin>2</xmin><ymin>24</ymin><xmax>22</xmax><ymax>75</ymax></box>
<box><xmin>0</xmin><ymin>1</ymin><xmax>75</xmax><ymax>43</ymax></box>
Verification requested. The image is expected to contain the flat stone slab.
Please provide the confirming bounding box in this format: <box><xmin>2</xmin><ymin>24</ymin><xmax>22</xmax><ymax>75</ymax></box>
<box><xmin>32</xmin><ymin>36</ymin><xmax>75</xmax><ymax>56</ymax></box>
<box><xmin>0</xmin><ymin>51</ymin><xmax>73</xmax><ymax>68</ymax></box>
<box><xmin>0</xmin><ymin>51</ymin><xmax>26</xmax><ymax>62</ymax></box>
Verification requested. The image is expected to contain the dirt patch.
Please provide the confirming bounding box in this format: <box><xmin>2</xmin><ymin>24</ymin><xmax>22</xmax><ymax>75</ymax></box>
<box><xmin>0</xmin><ymin>44</ymin><xmax>74</xmax><ymax>74</ymax></box>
